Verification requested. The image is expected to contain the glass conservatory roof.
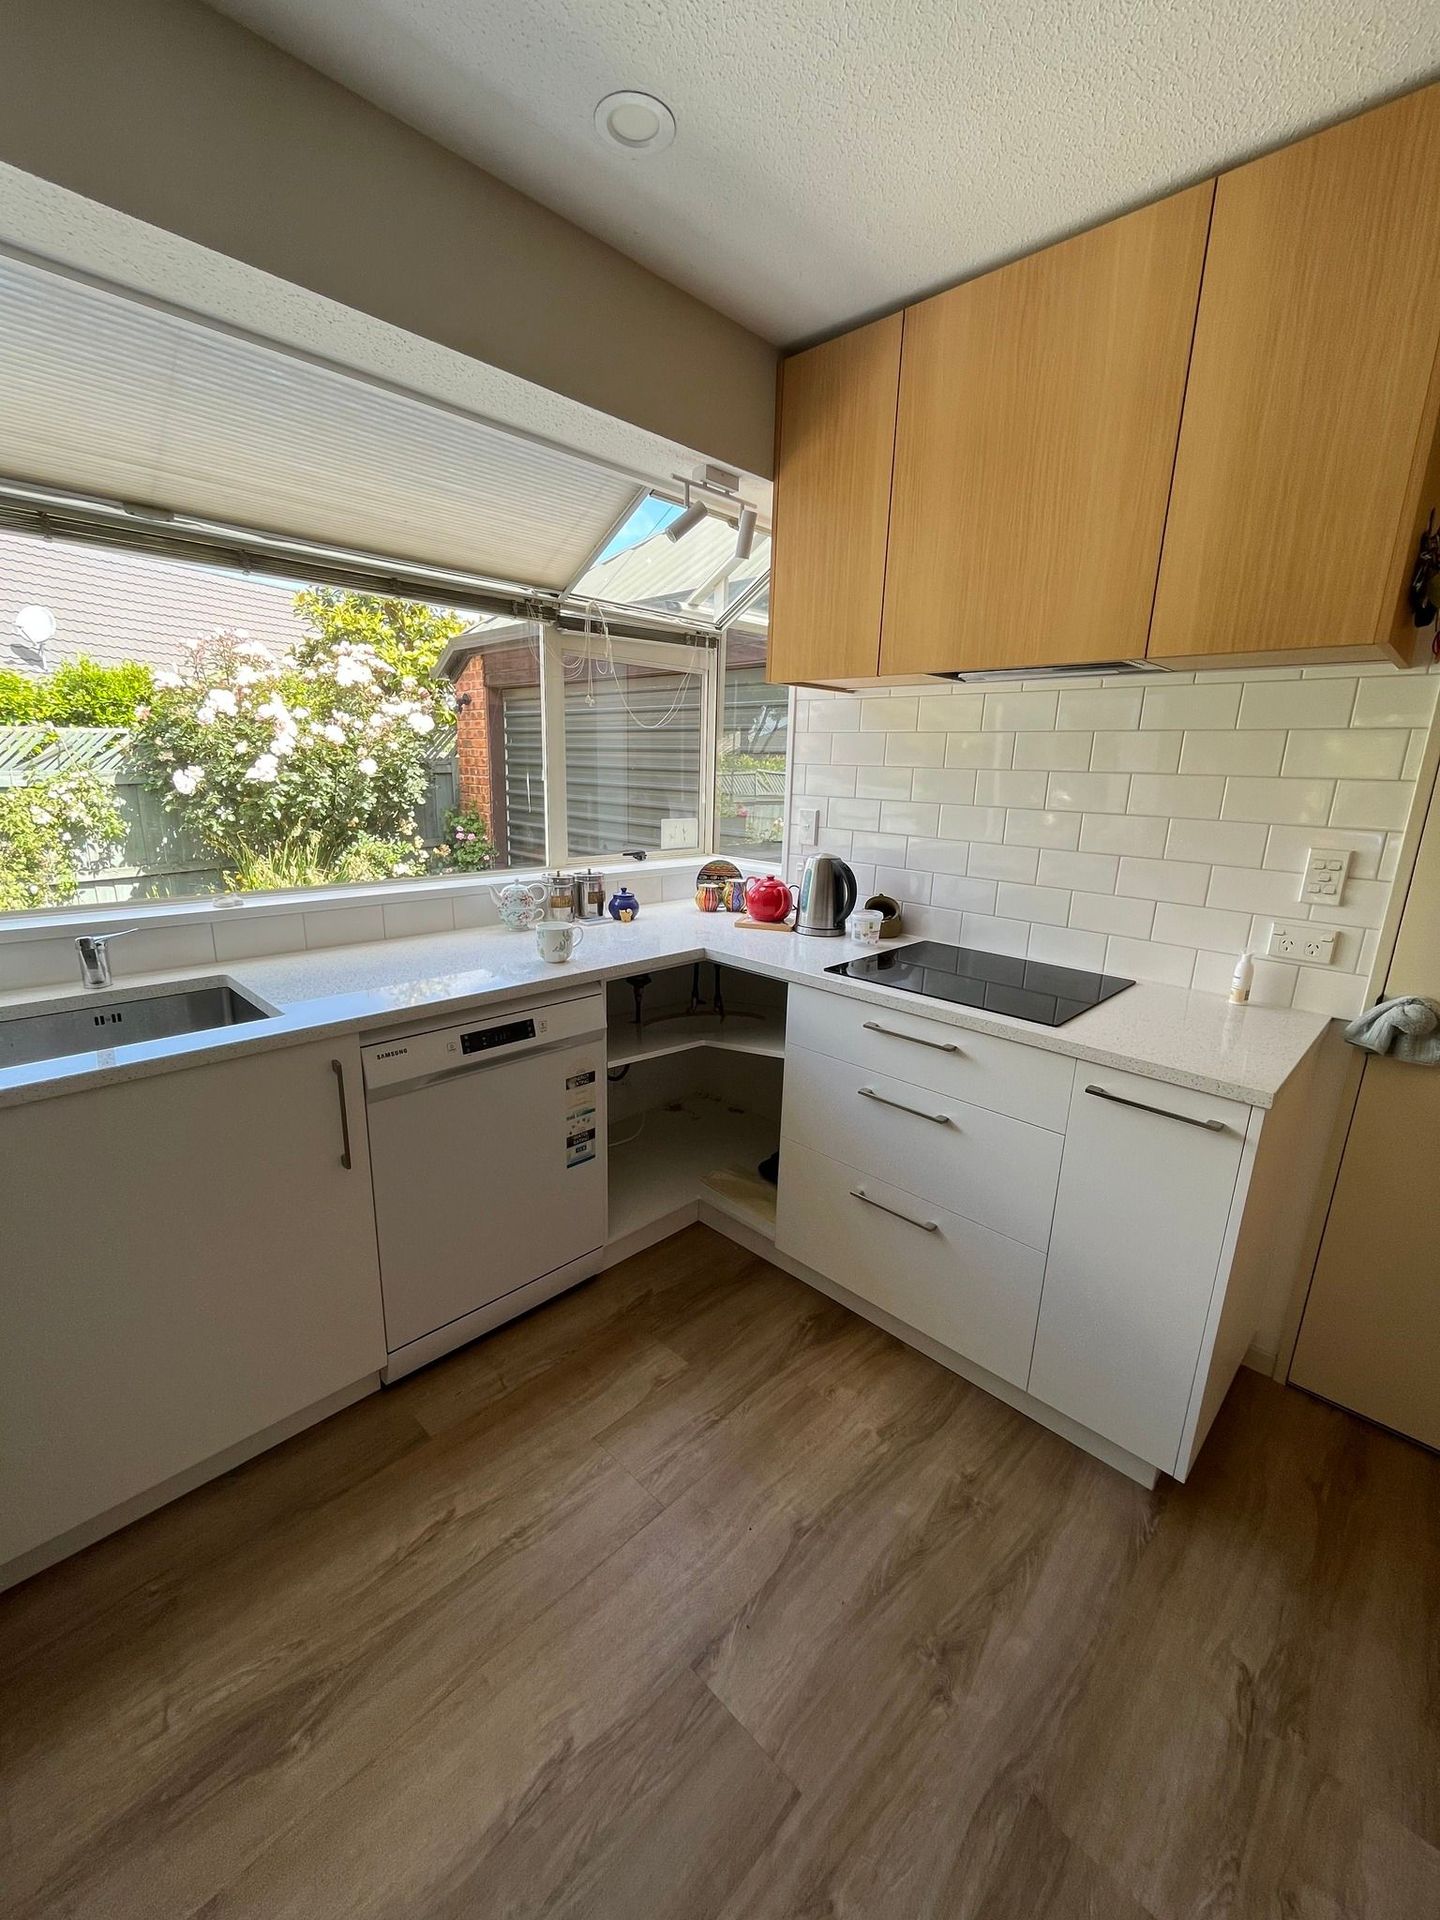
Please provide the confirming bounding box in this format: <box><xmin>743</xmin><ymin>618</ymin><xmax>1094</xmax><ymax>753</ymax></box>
<box><xmin>570</xmin><ymin>492</ymin><xmax>770</xmax><ymax>627</ymax></box>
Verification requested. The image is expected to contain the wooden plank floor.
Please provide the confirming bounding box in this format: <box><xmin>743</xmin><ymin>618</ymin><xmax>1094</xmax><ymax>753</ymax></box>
<box><xmin>2</xmin><ymin>1223</ymin><xmax>1436</xmax><ymax>1918</ymax></box>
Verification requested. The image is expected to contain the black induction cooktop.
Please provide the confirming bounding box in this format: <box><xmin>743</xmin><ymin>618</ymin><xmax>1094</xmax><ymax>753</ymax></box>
<box><xmin>827</xmin><ymin>941</ymin><xmax>1134</xmax><ymax>1028</ymax></box>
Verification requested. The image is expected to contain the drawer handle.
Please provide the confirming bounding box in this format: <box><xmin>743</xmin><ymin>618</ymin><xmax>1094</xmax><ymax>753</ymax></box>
<box><xmin>850</xmin><ymin>1186</ymin><xmax>940</xmax><ymax>1233</ymax></box>
<box><xmin>857</xmin><ymin>1085</ymin><xmax>951</xmax><ymax>1125</ymax></box>
<box><xmin>863</xmin><ymin>1019</ymin><xmax>961</xmax><ymax>1055</ymax></box>
<box><xmin>1084</xmin><ymin>1084</ymin><xmax>1227</xmax><ymax>1133</ymax></box>
<box><xmin>332</xmin><ymin>1057</ymin><xmax>354</xmax><ymax>1169</ymax></box>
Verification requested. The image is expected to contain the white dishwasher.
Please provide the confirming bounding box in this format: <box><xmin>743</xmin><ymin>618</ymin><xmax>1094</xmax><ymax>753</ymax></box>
<box><xmin>362</xmin><ymin>988</ymin><xmax>607</xmax><ymax>1380</ymax></box>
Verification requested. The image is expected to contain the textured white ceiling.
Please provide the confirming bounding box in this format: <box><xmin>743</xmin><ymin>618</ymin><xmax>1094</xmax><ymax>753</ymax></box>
<box><xmin>206</xmin><ymin>0</ymin><xmax>1440</xmax><ymax>344</ymax></box>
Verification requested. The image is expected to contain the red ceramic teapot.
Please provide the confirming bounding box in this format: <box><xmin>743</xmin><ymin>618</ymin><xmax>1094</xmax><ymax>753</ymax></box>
<box><xmin>744</xmin><ymin>873</ymin><xmax>794</xmax><ymax>925</ymax></box>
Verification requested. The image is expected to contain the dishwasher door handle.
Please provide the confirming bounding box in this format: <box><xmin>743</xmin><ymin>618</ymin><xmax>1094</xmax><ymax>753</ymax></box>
<box><xmin>332</xmin><ymin>1057</ymin><xmax>354</xmax><ymax>1169</ymax></box>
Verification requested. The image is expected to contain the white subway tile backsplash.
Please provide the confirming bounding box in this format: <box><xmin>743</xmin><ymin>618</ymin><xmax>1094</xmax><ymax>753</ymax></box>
<box><xmin>1046</xmin><ymin>770</ymin><xmax>1130</xmax><ymax>813</ymax></box>
<box><xmin>983</xmin><ymin>690</ymin><xmax>1057</xmax><ymax>733</ymax></box>
<box><xmin>1128</xmin><ymin>774</ymin><xmax>1225</xmax><ymax>819</ymax></box>
<box><xmin>974</xmin><ymin>769</ymin><xmax>1049</xmax><ymax>808</ymax></box>
<box><xmin>937</xmin><ymin>804</ymin><xmax>1006</xmax><ymax>843</ymax></box>
<box><xmin>382</xmin><ymin>896</ymin><xmax>455</xmax><ymax>940</ymax></box>
<box><xmin>905</xmin><ymin>839</ymin><xmax>976</xmax><ymax>874</ymax></box>
<box><xmin>1027</xmin><ymin>922</ymin><xmax>1108</xmax><ymax>971</ymax></box>
<box><xmin>1013</xmin><ymin>731</ymin><xmax>1093</xmax><ymax>770</ymax></box>
<box><xmin>806</xmin><ymin>766</ymin><xmax>859</xmax><ymax>797</ymax></box>
<box><xmin>959</xmin><ymin>911</ymin><xmax>1030</xmax><ymax>957</ymax></box>
<box><xmin>944</xmin><ymin>731</ymin><xmax>1013</xmax><ymax>769</ymax></box>
<box><xmin>861</xmin><ymin>696</ymin><xmax>917</xmax><ymax>732</ymax></box>
<box><xmin>1204</xmin><ymin>865</ymin><xmax>1303</xmax><ymax>915</ymax></box>
<box><xmin>1090</xmin><ymin>730</ymin><xmax>1181</xmax><ymax>773</ymax></box>
<box><xmin>829</xmin><ymin>733</ymin><xmax>887</xmax><ymax>766</ymax></box>
<box><xmin>1239</xmin><ymin>678</ymin><xmax>1355</xmax><ymax>728</ymax></box>
<box><xmin>1222</xmin><ymin>777</ymin><xmax>1333</xmax><ymax>825</ymax></box>
<box><xmin>1069</xmin><ymin>891</ymin><xmax>1156</xmax><ymax>939</ymax></box>
<box><xmin>817</xmin><ymin>828</ymin><xmax>853</xmax><ymax>857</ymax></box>
<box><xmin>1104</xmin><ymin>935</ymin><xmax>1196</xmax><ymax>988</ymax></box>
<box><xmin>1150</xmin><ymin>901</ymin><xmax>1253</xmax><ymax>954</ymax></box>
<box><xmin>884</xmin><ymin>733</ymin><xmax>947</xmax><ymax>767</ymax></box>
<box><xmin>2</xmin><ymin>936</ymin><xmax>82</xmax><ymax>988</ymax></box>
<box><xmin>995</xmin><ymin>882</ymin><xmax>1070</xmax><ymax>926</ymax></box>
<box><xmin>111</xmin><ymin>924</ymin><xmax>218</xmax><ymax>977</ymax></box>
<box><xmin>1352</xmin><ymin>675</ymin><xmax>1440</xmax><ymax>727</ymax></box>
<box><xmin>212</xmin><ymin>910</ymin><xmax>308</xmax><ymax>962</ymax></box>
<box><xmin>1281</xmin><ymin>729</ymin><xmax>1408</xmax><ymax>779</ymax></box>
<box><xmin>1115</xmin><ymin>856</ymin><xmax>1210</xmax><ymax>905</ymax></box>
<box><xmin>1079</xmin><ymin>813</ymin><xmax>1170</xmax><ymax>856</ymax></box>
<box><xmin>828</xmin><ymin>798</ymin><xmax>883</xmax><ymax>832</ymax></box>
<box><xmin>855</xmin><ymin>765</ymin><xmax>915</xmax><ymax>800</ymax></box>
<box><xmin>786</xmin><ymin>663</ymin><xmax>1433</xmax><ymax>1014</ymax></box>
<box><xmin>1164</xmin><ymin>817</ymin><xmax>1269</xmax><ymax>867</ymax></box>
<box><xmin>1036</xmin><ymin>848</ymin><xmax>1119</xmax><ymax>893</ymax></box>
<box><xmin>900</xmin><ymin>904</ymin><xmax>963</xmax><ymax>942</ymax></box>
<box><xmin>912</xmin><ymin>767</ymin><xmax>979</xmax><ymax>804</ymax></box>
<box><xmin>875</xmin><ymin>865</ymin><xmax>933</xmax><ymax>905</ymax></box>
<box><xmin>1291</xmin><ymin>968</ymin><xmax>1368</xmax><ymax>1020</ymax></box>
<box><xmin>918</xmin><ymin>693</ymin><xmax>985</xmax><ymax>730</ymax></box>
<box><xmin>931</xmin><ymin>873</ymin><xmax>1000</xmax><ymax>913</ymax></box>
<box><xmin>1056</xmin><ymin>687</ymin><xmax>1142</xmax><ymax>730</ymax></box>
<box><xmin>1003</xmin><ymin>809</ymin><xmax>1081</xmax><ymax>850</ymax></box>
<box><xmin>1329</xmin><ymin>781</ymin><xmax>1417</xmax><ymax>831</ymax></box>
<box><xmin>1141</xmin><ymin>683</ymin><xmax>1242</xmax><ymax>731</ymax></box>
<box><xmin>1179</xmin><ymin>730</ymin><xmax>1285</xmax><ymax>775</ymax></box>
<box><xmin>965</xmin><ymin>843</ymin><xmax>1039</xmax><ymax>884</ymax></box>
<box><xmin>305</xmin><ymin>906</ymin><xmax>386</xmax><ymax>950</ymax></box>
<box><xmin>878</xmin><ymin>800</ymin><xmax>941</xmax><ymax>837</ymax></box>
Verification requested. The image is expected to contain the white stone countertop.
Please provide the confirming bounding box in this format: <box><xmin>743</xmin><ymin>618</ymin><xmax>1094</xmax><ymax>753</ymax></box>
<box><xmin>0</xmin><ymin>902</ymin><xmax>1331</xmax><ymax>1111</ymax></box>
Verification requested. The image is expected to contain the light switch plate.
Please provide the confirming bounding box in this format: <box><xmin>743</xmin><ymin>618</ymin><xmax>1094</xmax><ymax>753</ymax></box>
<box><xmin>796</xmin><ymin>804</ymin><xmax>820</xmax><ymax>847</ymax></box>
<box><xmin>1299</xmin><ymin>847</ymin><xmax>1350</xmax><ymax>906</ymax></box>
<box><xmin>1268</xmin><ymin>920</ymin><xmax>1339</xmax><ymax>966</ymax></box>
<box><xmin>660</xmin><ymin>816</ymin><xmax>698</xmax><ymax>850</ymax></box>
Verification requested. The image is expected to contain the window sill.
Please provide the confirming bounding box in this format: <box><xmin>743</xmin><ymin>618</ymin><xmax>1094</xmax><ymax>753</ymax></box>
<box><xmin>0</xmin><ymin>852</ymin><xmax>784</xmax><ymax>946</ymax></box>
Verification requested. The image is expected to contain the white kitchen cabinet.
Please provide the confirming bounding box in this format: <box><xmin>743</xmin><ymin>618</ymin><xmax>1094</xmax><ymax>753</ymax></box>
<box><xmin>777</xmin><ymin>1139</ymin><xmax>1046</xmax><ymax>1390</ymax></box>
<box><xmin>782</xmin><ymin>1041</ymin><xmax>1062</xmax><ymax>1249</ymax></box>
<box><xmin>0</xmin><ymin>1036</ymin><xmax>386</xmax><ymax>1570</ymax></box>
<box><xmin>1026</xmin><ymin>1068</ymin><xmax>1249</xmax><ymax>1471</ymax></box>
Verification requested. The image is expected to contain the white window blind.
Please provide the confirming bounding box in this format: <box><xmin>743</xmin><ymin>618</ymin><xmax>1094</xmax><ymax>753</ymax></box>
<box><xmin>0</xmin><ymin>254</ymin><xmax>642</xmax><ymax>591</ymax></box>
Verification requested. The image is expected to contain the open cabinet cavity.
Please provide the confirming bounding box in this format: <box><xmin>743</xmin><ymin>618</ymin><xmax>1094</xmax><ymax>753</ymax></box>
<box><xmin>604</xmin><ymin>962</ymin><xmax>786</xmax><ymax>1260</ymax></box>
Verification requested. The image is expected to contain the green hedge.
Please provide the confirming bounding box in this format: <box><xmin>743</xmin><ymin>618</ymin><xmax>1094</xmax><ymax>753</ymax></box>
<box><xmin>0</xmin><ymin>657</ymin><xmax>155</xmax><ymax>727</ymax></box>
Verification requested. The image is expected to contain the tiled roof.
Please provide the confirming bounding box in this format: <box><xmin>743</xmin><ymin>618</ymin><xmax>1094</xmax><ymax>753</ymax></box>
<box><xmin>0</xmin><ymin>529</ymin><xmax>303</xmax><ymax>675</ymax></box>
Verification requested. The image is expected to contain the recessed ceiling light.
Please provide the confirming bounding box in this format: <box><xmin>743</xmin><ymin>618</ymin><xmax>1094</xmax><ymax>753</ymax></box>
<box><xmin>594</xmin><ymin>90</ymin><xmax>676</xmax><ymax>156</ymax></box>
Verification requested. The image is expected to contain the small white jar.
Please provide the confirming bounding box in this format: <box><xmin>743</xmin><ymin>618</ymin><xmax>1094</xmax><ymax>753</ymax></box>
<box><xmin>846</xmin><ymin>908</ymin><xmax>884</xmax><ymax>945</ymax></box>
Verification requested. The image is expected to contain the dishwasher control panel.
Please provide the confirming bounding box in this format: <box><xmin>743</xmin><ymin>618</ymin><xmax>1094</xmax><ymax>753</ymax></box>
<box><xmin>361</xmin><ymin>988</ymin><xmax>604</xmax><ymax>1092</ymax></box>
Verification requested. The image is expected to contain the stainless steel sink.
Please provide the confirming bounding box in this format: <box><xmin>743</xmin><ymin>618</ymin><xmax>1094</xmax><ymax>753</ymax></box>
<box><xmin>0</xmin><ymin>981</ymin><xmax>274</xmax><ymax>1070</ymax></box>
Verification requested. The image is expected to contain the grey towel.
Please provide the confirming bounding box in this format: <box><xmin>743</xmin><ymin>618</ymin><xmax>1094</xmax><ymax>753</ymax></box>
<box><xmin>1344</xmin><ymin>996</ymin><xmax>1440</xmax><ymax>1063</ymax></box>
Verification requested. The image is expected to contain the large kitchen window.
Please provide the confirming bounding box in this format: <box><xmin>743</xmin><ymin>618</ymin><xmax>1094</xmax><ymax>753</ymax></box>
<box><xmin>0</xmin><ymin>253</ymin><xmax>783</xmax><ymax>923</ymax></box>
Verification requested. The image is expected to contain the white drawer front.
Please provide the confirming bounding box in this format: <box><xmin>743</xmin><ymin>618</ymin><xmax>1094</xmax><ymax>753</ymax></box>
<box><xmin>788</xmin><ymin>983</ymin><xmax>1073</xmax><ymax>1131</ymax></box>
<box><xmin>782</xmin><ymin>1042</ymin><xmax>1061</xmax><ymax>1249</ymax></box>
<box><xmin>1028</xmin><ymin>1066</ymin><xmax>1249</xmax><ymax>1471</ymax></box>
<box><xmin>776</xmin><ymin>1139</ymin><xmax>1046</xmax><ymax>1389</ymax></box>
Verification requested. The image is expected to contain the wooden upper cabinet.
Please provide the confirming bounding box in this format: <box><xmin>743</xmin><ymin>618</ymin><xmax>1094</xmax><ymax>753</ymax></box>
<box><xmin>878</xmin><ymin>183</ymin><xmax>1213</xmax><ymax>677</ymax></box>
<box><xmin>1150</xmin><ymin>83</ymin><xmax>1440</xmax><ymax>666</ymax></box>
<box><xmin>766</xmin><ymin>314</ymin><xmax>902</xmax><ymax>683</ymax></box>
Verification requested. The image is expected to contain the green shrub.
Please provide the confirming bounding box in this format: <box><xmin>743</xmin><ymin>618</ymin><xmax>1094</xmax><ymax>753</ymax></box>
<box><xmin>0</xmin><ymin>761</ymin><xmax>126</xmax><ymax>911</ymax></box>
<box><xmin>0</xmin><ymin>658</ymin><xmax>154</xmax><ymax>727</ymax></box>
<box><xmin>438</xmin><ymin>806</ymin><xmax>494</xmax><ymax>872</ymax></box>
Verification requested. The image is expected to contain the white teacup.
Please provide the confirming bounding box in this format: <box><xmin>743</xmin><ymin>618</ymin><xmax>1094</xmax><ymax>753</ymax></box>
<box><xmin>536</xmin><ymin>921</ymin><xmax>584</xmax><ymax>964</ymax></box>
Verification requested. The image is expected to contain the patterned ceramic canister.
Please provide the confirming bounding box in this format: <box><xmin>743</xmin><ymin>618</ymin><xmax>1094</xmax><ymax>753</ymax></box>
<box><xmin>695</xmin><ymin>882</ymin><xmax>722</xmax><ymax>912</ymax></box>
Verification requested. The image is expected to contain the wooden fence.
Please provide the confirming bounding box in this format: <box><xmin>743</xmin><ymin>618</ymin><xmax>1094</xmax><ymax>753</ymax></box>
<box><xmin>0</xmin><ymin>726</ymin><xmax>460</xmax><ymax>904</ymax></box>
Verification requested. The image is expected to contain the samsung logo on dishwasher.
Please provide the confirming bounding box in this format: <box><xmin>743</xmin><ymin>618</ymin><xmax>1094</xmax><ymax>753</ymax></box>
<box><xmin>373</xmin><ymin>1045</ymin><xmax>410</xmax><ymax>1062</ymax></box>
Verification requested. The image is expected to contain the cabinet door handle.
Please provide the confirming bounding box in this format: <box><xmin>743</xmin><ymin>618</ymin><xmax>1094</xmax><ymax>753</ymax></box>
<box><xmin>1084</xmin><ymin>1084</ymin><xmax>1227</xmax><ymax>1133</ymax></box>
<box><xmin>331</xmin><ymin>1057</ymin><xmax>354</xmax><ymax>1168</ymax></box>
<box><xmin>849</xmin><ymin>1186</ymin><xmax>940</xmax><ymax>1232</ymax></box>
<box><xmin>857</xmin><ymin>1086</ymin><xmax>951</xmax><ymax>1125</ymax></box>
<box><xmin>863</xmin><ymin>1019</ymin><xmax>961</xmax><ymax>1055</ymax></box>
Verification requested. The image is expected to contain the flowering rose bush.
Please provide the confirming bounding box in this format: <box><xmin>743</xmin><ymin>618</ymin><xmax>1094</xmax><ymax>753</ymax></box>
<box><xmin>438</xmin><ymin>806</ymin><xmax>495</xmax><ymax>873</ymax></box>
<box><xmin>0</xmin><ymin>755</ymin><xmax>126</xmax><ymax>911</ymax></box>
<box><xmin>128</xmin><ymin>627</ymin><xmax>452</xmax><ymax>884</ymax></box>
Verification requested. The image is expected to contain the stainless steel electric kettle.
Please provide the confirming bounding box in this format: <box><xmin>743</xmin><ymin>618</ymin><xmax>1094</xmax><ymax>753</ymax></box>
<box><xmin>795</xmin><ymin>854</ymin><xmax>858</xmax><ymax>936</ymax></box>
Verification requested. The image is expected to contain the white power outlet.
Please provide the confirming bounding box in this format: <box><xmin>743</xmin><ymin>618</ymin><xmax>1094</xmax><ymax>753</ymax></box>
<box><xmin>1268</xmin><ymin>920</ymin><xmax>1339</xmax><ymax>966</ymax></box>
<box><xmin>660</xmin><ymin>815</ymin><xmax>698</xmax><ymax>850</ymax></box>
